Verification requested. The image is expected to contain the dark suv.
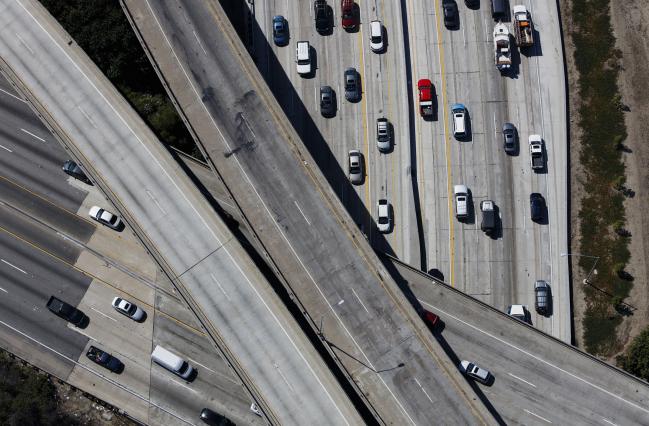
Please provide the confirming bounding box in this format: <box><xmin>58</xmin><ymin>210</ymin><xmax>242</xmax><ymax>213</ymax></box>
<box><xmin>534</xmin><ymin>280</ymin><xmax>551</xmax><ymax>315</ymax></box>
<box><xmin>320</xmin><ymin>86</ymin><xmax>335</xmax><ymax>117</ymax></box>
<box><xmin>314</xmin><ymin>0</ymin><xmax>331</xmax><ymax>34</ymax></box>
<box><xmin>344</xmin><ymin>68</ymin><xmax>360</xmax><ymax>102</ymax></box>
<box><xmin>46</xmin><ymin>296</ymin><xmax>87</xmax><ymax>327</ymax></box>
<box><xmin>62</xmin><ymin>160</ymin><xmax>91</xmax><ymax>184</ymax></box>
<box><xmin>530</xmin><ymin>193</ymin><xmax>545</xmax><ymax>222</ymax></box>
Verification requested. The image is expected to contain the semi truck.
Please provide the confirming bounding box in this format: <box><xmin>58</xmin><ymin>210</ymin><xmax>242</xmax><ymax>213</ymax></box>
<box><xmin>529</xmin><ymin>134</ymin><xmax>544</xmax><ymax>170</ymax></box>
<box><xmin>513</xmin><ymin>5</ymin><xmax>534</xmax><ymax>47</ymax></box>
<box><xmin>417</xmin><ymin>79</ymin><xmax>434</xmax><ymax>117</ymax></box>
<box><xmin>493</xmin><ymin>23</ymin><xmax>512</xmax><ymax>72</ymax></box>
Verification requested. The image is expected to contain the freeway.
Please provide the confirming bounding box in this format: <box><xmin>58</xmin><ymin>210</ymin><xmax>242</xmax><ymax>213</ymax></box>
<box><xmin>387</xmin><ymin>256</ymin><xmax>649</xmax><ymax>425</ymax></box>
<box><xmin>249</xmin><ymin>0</ymin><xmax>569</xmax><ymax>342</ymax></box>
<box><xmin>122</xmin><ymin>0</ymin><xmax>494</xmax><ymax>423</ymax></box>
<box><xmin>0</xmin><ymin>0</ymin><xmax>363</xmax><ymax>424</ymax></box>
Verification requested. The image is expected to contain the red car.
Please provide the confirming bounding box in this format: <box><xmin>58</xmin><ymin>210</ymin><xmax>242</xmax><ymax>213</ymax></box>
<box><xmin>341</xmin><ymin>0</ymin><xmax>356</xmax><ymax>30</ymax></box>
<box><xmin>421</xmin><ymin>309</ymin><xmax>439</xmax><ymax>328</ymax></box>
<box><xmin>417</xmin><ymin>79</ymin><xmax>434</xmax><ymax>117</ymax></box>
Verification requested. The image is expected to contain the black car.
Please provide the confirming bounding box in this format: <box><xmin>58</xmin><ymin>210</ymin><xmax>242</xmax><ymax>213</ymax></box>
<box><xmin>530</xmin><ymin>193</ymin><xmax>545</xmax><ymax>222</ymax></box>
<box><xmin>443</xmin><ymin>1</ymin><xmax>459</xmax><ymax>29</ymax></box>
<box><xmin>502</xmin><ymin>122</ymin><xmax>517</xmax><ymax>154</ymax></box>
<box><xmin>86</xmin><ymin>346</ymin><xmax>124</xmax><ymax>373</ymax></box>
<box><xmin>46</xmin><ymin>296</ymin><xmax>87</xmax><ymax>327</ymax></box>
<box><xmin>320</xmin><ymin>85</ymin><xmax>335</xmax><ymax>117</ymax></box>
<box><xmin>62</xmin><ymin>160</ymin><xmax>91</xmax><ymax>184</ymax></box>
<box><xmin>314</xmin><ymin>0</ymin><xmax>331</xmax><ymax>34</ymax></box>
<box><xmin>200</xmin><ymin>408</ymin><xmax>234</xmax><ymax>426</ymax></box>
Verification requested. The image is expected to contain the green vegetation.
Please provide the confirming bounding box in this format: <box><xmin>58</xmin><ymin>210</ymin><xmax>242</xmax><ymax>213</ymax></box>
<box><xmin>0</xmin><ymin>351</ymin><xmax>77</xmax><ymax>425</ymax></box>
<box><xmin>617</xmin><ymin>327</ymin><xmax>649</xmax><ymax>381</ymax></box>
<box><xmin>571</xmin><ymin>0</ymin><xmax>631</xmax><ymax>355</ymax></box>
<box><xmin>39</xmin><ymin>0</ymin><xmax>200</xmax><ymax>158</ymax></box>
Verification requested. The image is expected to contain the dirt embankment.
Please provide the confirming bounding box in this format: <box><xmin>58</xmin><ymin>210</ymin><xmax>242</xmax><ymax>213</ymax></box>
<box><xmin>563</xmin><ymin>0</ymin><xmax>649</xmax><ymax>358</ymax></box>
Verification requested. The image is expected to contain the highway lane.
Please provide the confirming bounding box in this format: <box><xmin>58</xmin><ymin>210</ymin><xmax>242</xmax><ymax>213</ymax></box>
<box><xmin>388</xmin><ymin>257</ymin><xmax>649</xmax><ymax>425</ymax></box>
<box><xmin>124</xmin><ymin>0</ymin><xmax>494</xmax><ymax>423</ymax></box>
<box><xmin>0</xmin><ymin>1</ymin><xmax>365</xmax><ymax>424</ymax></box>
<box><xmin>0</xmin><ymin>77</ymin><xmax>88</xmax><ymax>211</ymax></box>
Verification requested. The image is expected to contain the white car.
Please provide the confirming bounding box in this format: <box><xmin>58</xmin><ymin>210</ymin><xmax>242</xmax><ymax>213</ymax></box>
<box><xmin>507</xmin><ymin>304</ymin><xmax>530</xmax><ymax>324</ymax></box>
<box><xmin>112</xmin><ymin>297</ymin><xmax>145</xmax><ymax>322</ymax></box>
<box><xmin>376</xmin><ymin>199</ymin><xmax>392</xmax><ymax>233</ymax></box>
<box><xmin>89</xmin><ymin>206</ymin><xmax>122</xmax><ymax>230</ymax></box>
<box><xmin>369</xmin><ymin>20</ymin><xmax>384</xmax><ymax>52</ymax></box>
<box><xmin>453</xmin><ymin>184</ymin><xmax>469</xmax><ymax>220</ymax></box>
<box><xmin>459</xmin><ymin>360</ymin><xmax>491</xmax><ymax>385</ymax></box>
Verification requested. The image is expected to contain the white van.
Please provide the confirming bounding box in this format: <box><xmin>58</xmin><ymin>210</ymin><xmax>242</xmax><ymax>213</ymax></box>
<box><xmin>451</xmin><ymin>103</ymin><xmax>467</xmax><ymax>139</ymax></box>
<box><xmin>369</xmin><ymin>20</ymin><xmax>384</xmax><ymax>52</ymax></box>
<box><xmin>151</xmin><ymin>345</ymin><xmax>195</xmax><ymax>380</ymax></box>
<box><xmin>296</xmin><ymin>41</ymin><xmax>312</xmax><ymax>75</ymax></box>
<box><xmin>454</xmin><ymin>184</ymin><xmax>469</xmax><ymax>220</ymax></box>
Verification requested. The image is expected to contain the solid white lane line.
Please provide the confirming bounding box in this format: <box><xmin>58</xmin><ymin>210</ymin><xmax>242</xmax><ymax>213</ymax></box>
<box><xmin>1</xmin><ymin>258</ymin><xmax>27</xmax><ymax>274</ymax></box>
<box><xmin>413</xmin><ymin>378</ymin><xmax>434</xmax><ymax>404</ymax></box>
<box><xmin>71</xmin><ymin>328</ymin><xmax>98</xmax><ymax>342</ymax></box>
<box><xmin>508</xmin><ymin>372</ymin><xmax>536</xmax><ymax>387</ymax></box>
<box><xmin>524</xmin><ymin>409</ymin><xmax>552</xmax><ymax>423</ymax></box>
<box><xmin>192</xmin><ymin>30</ymin><xmax>207</xmax><ymax>56</ymax></box>
<box><xmin>20</xmin><ymin>128</ymin><xmax>45</xmax><ymax>142</ymax></box>
<box><xmin>294</xmin><ymin>201</ymin><xmax>311</xmax><ymax>225</ymax></box>
<box><xmin>172</xmin><ymin>380</ymin><xmax>198</xmax><ymax>393</ymax></box>
<box><xmin>0</xmin><ymin>144</ymin><xmax>12</xmax><ymax>152</ymax></box>
<box><xmin>90</xmin><ymin>307</ymin><xmax>117</xmax><ymax>322</ymax></box>
<box><xmin>0</xmin><ymin>287</ymin><xmax>7</xmax><ymax>293</ymax></box>
<box><xmin>419</xmin><ymin>299</ymin><xmax>649</xmax><ymax>415</ymax></box>
<box><xmin>351</xmin><ymin>288</ymin><xmax>369</xmax><ymax>314</ymax></box>
<box><xmin>0</xmin><ymin>87</ymin><xmax>27</xmax><ymax>102</ymax></box>
<box><xmin>188</xmin><ymin>357</ymin><xmax>216</xmax><ymax>374</ymax></box>
<box><xmin>602</xmin><ymin>418</ymin><xmax>618</xmax><ymax>426</ymax></box>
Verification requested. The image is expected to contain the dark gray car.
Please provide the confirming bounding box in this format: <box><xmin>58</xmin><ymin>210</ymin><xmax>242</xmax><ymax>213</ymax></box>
<box><xmin>503</xmin><ymin>122</ymin><xmax>517</xmax><ymax>154</ymax></box>
<box><xmin>320</xmin><ymin>85</ymin><xmax>335</xmax><ymax>117</ymax></box>
<box><xmin>534</xmin><ymin>280</ymin><xmax>551</xmax><ymax>315</ymax></box>
<box><xmin>62</xmin><ymin>160</ymin><xmax>92</xmax><ymax>184</ymax></box>
<box><xmin>344</xmin><ymin>68</ymin><xmax>360</xmax><ymax>102</ymax></box>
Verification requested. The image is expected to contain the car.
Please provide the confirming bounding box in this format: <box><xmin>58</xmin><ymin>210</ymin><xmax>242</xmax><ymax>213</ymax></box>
<box><xmin>320</xmin><ymin>86</ymin><xmax>335</xmax><ymax>117</ymax></box>
<box><xmin>459</xmin><ymin>360</ymin><xmax>491</xmax><ymax>384</ymax></box>
<box><xmin>369</xmin><ymin>20</ymin><xmax>384</xmax><ymax>52</ymax></box>
<box><xmin>296</xmin><ymin>41</ymin><xmax>312</xmax><ymax>76</ymax></box>
<box><xmin>46</xmin><ymin>296</ymin><xmax>87</xmax><ymax>327</ymax></box>
<box><xmin>376</xmin><ymin>199</ymin><xmax>391</xmax><ymax>233</ymax></box>
<box><xmin>200</xmin><ymin>408</ymin><xmax>235</xmax><ymax>425</ymax></box>
<box><xmin>454</xmin><ymin>184</ymin><xmax>469</xmax><ymax>220</ymax></box>
<box><xmin>376</xmin><ymin>117</ymin><xmax>391</xmax><ymax>152</ymax></box>
<box><xmin>314</xmin><ymin>0</ymin><xmax>331</xmax><ymax>34</ymax></box>
<box><xmin>451</xmin><ymin>103</ymin><xmax>468</xmax><ymax>138</ymax></box>
<box><xmin>420</xmin><ymin>309</ymin><xmax>439</xmax><ymax>329</ymax></box>
<box><xmin>534</xmin><ymin>280</ymin><xmax>551</xmax><ymax>315</ymax></box>
<box><xmin>465</xmin><ymin>0</ymin><xmax>480</xmax><ymax>7</ymax></box>
<box><xmin>272</xmin><ymin>15</ymin><xmax>288</xmax><ymax>46</ymax></box>
<box><xmin>348</xmin><ymin>150</ymin><xmax>364</xmax><ymax>185</ymax></box>
<box><xmin>112</xmin><ymin>297</ymin><xmax>145</xmax><ymax>322</ymax></box>
<box><xmin>344</xmin><ymin>67</ymin><xmax>360</xmax><ymax>102</ymax></box>
<box><xmin>530</xmin><ymin>193</ymin><xmax>545</xmax><ymax>222</ymax></box>
<box><xmin>62</xmin><ymin>160</ymin><xmax>91</xmax><ymax>184</ymax></box>
<box><xmin>89</xmin><ymin>206</ymin><xmax>123</xmax><ymax>230</ymax></box>
<box><xmin>443</xmin><ymin>0</ymin><xmax>459</xmax><ymax>29</ymax></box>
<box><xmin>86</xmin><ymin>346</ymin><xmax>123</xmax><ymax>373</ymax></box>
<box><xmin>341</xmin><ymin>0</ymin><xmax>356</xmax><ymax>30</ymax></box>
<box><xmin>507</xmin><ymin>304</ymin><xmax>531</xmax><ymax>324</ymax></box>
<box><xmin>417</xmin><ymin>79</ymin><xmax>435</xmax><ymax>117</ymax></box>
<box><xmin>502</xmin><ymin>122</ymin><xmax>517</xmax><ymax>154</ymax></box>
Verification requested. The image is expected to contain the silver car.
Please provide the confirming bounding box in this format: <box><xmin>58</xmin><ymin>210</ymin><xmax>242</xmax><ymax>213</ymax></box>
<box><xmin>376</xmin><ymin>118</ymin><xmax>391</xmax><ymax>152</ymax></box>
<box><xmin>459</xmin><ymin>360</ymin><xmax>491</xmax><ymax>384</ymax></box>
<box><xmin>348</xmin><ymin>150</ymin><xmax>364</xmax><ymax>185</ymax></box>
<box><xmin>112</xmin><ymin>297</ymin><xmax>145</xmax><ymax>322</ymax></box>
<box><xmin>503</xmin><ymin>122</ymin><xmax>517</xmax><ymax>154</ymax></box>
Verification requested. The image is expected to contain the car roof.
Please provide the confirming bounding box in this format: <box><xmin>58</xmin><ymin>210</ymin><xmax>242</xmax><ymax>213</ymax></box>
<box><xmin>509</xmin><ymin>304</ymin><xmax>525</xmax><ymax>315</ymax></box>
<box><xmin>417</xmin><ymin>78</ymin><xmax>432</xmax><ymax>89</ymax></box>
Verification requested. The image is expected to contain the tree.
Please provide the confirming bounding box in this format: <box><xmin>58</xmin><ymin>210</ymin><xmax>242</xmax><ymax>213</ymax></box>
<box><xmin>617</xmin><ymin>327</ymin><xmax>649</xmax><ymax>381</ymax></box>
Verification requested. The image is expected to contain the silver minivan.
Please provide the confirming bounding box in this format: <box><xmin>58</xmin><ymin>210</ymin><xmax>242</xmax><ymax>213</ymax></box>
<box><xmin>151</xmin><ymin>345</ymin><xmax>195</xmax><ymax>380</ymax></box>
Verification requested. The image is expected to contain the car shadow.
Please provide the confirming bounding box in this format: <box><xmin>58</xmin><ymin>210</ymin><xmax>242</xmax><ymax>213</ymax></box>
<box><xmin>520</xmin><ymin>26</ymin><xmax>542</xmax><ymax>58</ymax></box>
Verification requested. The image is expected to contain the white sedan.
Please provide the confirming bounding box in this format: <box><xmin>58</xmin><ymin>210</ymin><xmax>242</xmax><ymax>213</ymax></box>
<box><xmin>459</xmin><ymin>360</ymin><xmax>492</xmax><ymax>385</ymax></box>
<box><xmin>112</xmin><ymin>297</ymin><xmax>145</xmax><ymax>322</ymax></box>
<box><xmin>89</xmin><ymin>206</ymin><xmax>122</xmax><ymax>230</ymax></box>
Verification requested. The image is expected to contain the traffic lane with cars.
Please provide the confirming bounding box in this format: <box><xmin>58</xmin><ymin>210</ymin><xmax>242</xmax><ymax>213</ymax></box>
<box><xmin>149</xmin><ymin>314</ymin><xmax>265</xmax><ymax>426</ymax></box>
<box><xmin>0</xmin><ymin>211</ymin><xmax>90</xmax><ymax>364</ymax></box>
<box><xmin>253</xmin><ymin>0</ymin><xmax>414</xmax><ymax>260</ymax></box>
<box><xmin>0</xmin><ymin>77</ymin><xmax>88</xmax><ymax>211</ymax></box>
<box><xmin>390</xmin><ymin>259</ymin><xmax>649</xmax><ymax>425</ymax></box>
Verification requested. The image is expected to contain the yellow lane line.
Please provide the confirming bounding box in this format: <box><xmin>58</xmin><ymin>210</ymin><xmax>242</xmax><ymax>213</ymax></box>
<box><xmin>357</xmin><ymin>7</ymin><xmax>371</xmax><ymax>232</ymax></box>
<box><xmin>433</xmin><ymin>0</ymin><xmax>455</xmax><ymax>287</ymax></box>
<box><xmin>0</xmin><ymin>222</ymin><xmax>206</xmax><ymax>337</ymax></box>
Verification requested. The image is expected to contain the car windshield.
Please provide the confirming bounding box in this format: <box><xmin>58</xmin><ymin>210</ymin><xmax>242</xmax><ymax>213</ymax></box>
<box><xmin>371</xmin><ymin>35</ymin><xmax>381</xmax><ymax>43</ymax></box>
<box><xmin>378</xmin><ymin>217</ymin><xmax>389</xmax><ymax>224</ymax></box>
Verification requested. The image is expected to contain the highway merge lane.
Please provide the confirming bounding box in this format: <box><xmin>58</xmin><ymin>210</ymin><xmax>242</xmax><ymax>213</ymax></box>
<box><xmin>0</xmin><ymin>0</ymin><xmax>363</xmax><ymax>424</ymax></box>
